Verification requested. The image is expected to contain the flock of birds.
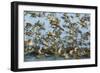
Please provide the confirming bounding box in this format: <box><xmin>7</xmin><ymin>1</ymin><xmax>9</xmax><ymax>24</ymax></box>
<box><xmin>24</xmin><ymin>39</ymin><xmax>90</xmax><ymax>59</ymax></box>
<box><xmin>24</xmin><ymin>12</ymin><xmax>90</xmax><ymax>60</ymax></box>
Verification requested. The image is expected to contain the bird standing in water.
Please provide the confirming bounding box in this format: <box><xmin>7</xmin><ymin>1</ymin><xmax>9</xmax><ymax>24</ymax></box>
<box><xmin>24</xmin><ymin>39</ymin><xmax>34</xmax><ymax>54</ymax></box>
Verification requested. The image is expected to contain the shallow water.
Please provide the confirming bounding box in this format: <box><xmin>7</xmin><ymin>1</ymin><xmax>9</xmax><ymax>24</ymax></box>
<box><xmin>24</xmin><ymin>54</ymin><xmax>65</xmax><ymax>62</ymax></box>
<box><xmin>24</xmin><ymin>54</ymin><xmax>90</xmax><ymax>62</ymax></box>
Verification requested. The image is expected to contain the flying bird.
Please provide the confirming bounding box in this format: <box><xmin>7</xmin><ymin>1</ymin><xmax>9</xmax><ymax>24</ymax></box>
<box><xmin>25</xmin><ymin>23</ymin><xmax>33</xmax><ymax>29</ymax></box>
<box><xmin>47</xmin><ymin>32</ymin><xmax>55</xmax><ymax>36</ymax></box>
<box><xmin>47</xmin><ymin>15</ymin><xmax>64</xmax><ymax>31</ymax></box>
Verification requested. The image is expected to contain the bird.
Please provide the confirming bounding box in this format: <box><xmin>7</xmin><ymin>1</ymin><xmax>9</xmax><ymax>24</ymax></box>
<box><xmin>42</xmin><ymin>40</ymin><xmax>48</xmax><ymax>47</ymax></box>
<box><xmin>86</xmin><ymin>32</ymin><xmax>90</xmax><ymax>36</ymax></box>
<box><xmin>57</xmin><ymin>48</ymin><xmax>63</xmax><ymax>55</ymax></box>
<box><xmin>24</xmin><ymin>39</ymin><xmax>34</xmax><ymax>54</ymax></box>
<box><xmin>30</xmin><ymin>13</ymin><xmax>37</xmax><ymax>17</ymax></box>
<box><xmin>28</xmin><ymin>39</ymin><xmax>33</xmax><ymax>46</ymax></box>
<box><xmin>24</xmin><ymin>32</ymin><xmax>33</xmax><ymax>36</ymax></box>
<box><xmin>69</xmin><ymin>49</ymin><xmax>74</xmax><ymax>56</ymax></box>
<box><xmin>38</xmin><ymin>47</ymin><xmax>44</xmax><ymax>55</ymax></box>
<box><xmin>47</xmin><ymin>32</ymin><xmax>55</xmax><ymax>36</ymax></box>
<box><xmin>25</xmin><ymin>23</ymin><xmax>32</xmax><ymax>28</ymax></box>
<box><xmin>24</xmin><ymin>39</ymin><xmax>33</xmax><ymax>47</ymax></box>
<box><xmin>79</xmin><ymin>18</ymin><xmax>88</xmax><ymax>28</ymax></box>
<box><xmin>47</xmin><ymin>15</ymin><xmax>64</xmax><ymax>31</ymax></box>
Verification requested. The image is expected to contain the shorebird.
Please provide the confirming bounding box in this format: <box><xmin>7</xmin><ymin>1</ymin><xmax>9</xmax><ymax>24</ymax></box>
<box><xmin>38</xmin><ymin>47</ymin><xmax>43</xmax><ymax>55</ymax></box>
<box><xmin>57</xmin><ymin>48</ymin><xmax>69</xmax><ymax>59</ymax></box>
<box><xmin>24</xmin><ymin>39</ymin><xmax>33</xmax><ymax>47</ymax></box>
<box><xmin>24</xmin><ymin>39</ymin><xmax>34</xmax><ymax>54</ymax></box>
